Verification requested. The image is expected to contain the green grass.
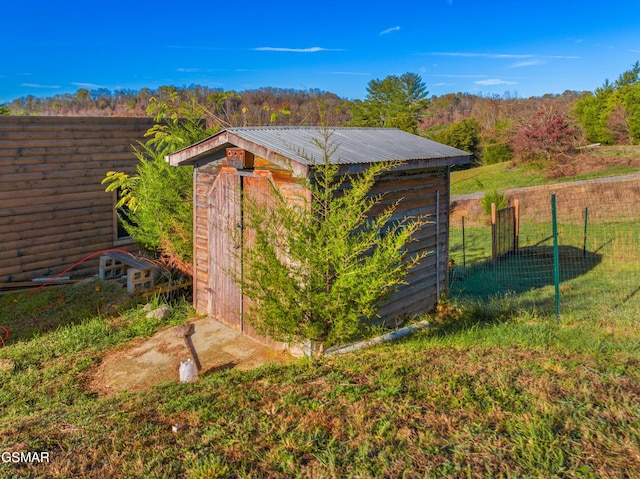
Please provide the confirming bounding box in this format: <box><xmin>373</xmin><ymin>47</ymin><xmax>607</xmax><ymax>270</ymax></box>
<box><xmin>1</xmin><ymin>269</ymin><xmax>640</xmax><ymax>477</ymax></box>
<box><xmin>451</xmin><ymin>159</ymin><xmax>640</xmax><ymax>196</ymax></box>
<box><xmin>560</xmin><ymin>164</ymin><xmax>640</xmax><ymax>182</ymax></box>
<box><xmin>451</xmin><ymin>163</ymin><xmax>546</xmax><ymax>195</ymax></box>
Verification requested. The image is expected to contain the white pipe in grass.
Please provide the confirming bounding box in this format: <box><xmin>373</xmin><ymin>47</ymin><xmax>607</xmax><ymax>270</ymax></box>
<box><xmin>324</xmin><ymin>320</ymin><xmax>431</xmax><ymax>356</ymax></box>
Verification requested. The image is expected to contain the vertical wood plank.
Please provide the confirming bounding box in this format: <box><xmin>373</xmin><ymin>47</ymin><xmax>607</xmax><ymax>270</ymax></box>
<box><xmin>241</xmin><ymin>171</ymin><xmax>273</xmax><ymax>341</ymax></box>
<box><xmin>208</xmin><ymin>169</ymin><xmax>242</xmax><ymax>328</ymax></box>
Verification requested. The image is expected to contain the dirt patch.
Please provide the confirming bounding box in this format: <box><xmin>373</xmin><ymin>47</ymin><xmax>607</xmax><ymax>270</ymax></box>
<box><xmin>89</xmin><ymin>317</ymin><xmax>292</xmax><ymax>396</ymax></box>
<box><xmin>0</xmin><ymin>358</ymin><xmax>14</xmax><ymax>372</ymax></box>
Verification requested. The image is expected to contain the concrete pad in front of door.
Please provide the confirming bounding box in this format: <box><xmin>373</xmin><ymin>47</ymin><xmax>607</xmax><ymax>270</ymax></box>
<box><xmin>89</xmin><ymin>317</ymin><xmax>292</xmax><ymax>396</ymax></box>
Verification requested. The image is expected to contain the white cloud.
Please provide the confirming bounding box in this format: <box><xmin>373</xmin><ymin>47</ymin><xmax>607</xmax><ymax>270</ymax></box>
<box><xmin>254</xmin><ymin>46</ymin><xmax>339</xmax><ymax>53</ymax></box>
<box><xmin>379</xmin><ymin>26</ymin><xmax>400</xmax><ymax>35</ymax></box>
<box><xmin>429</xmin><ymin>52</ymin><xmax>533</xmax><ymax>59</ymax></box>
<box><xmin>474</xmin><ymin>79</ymin><xmax>517</xmax><ymax>86</ymax></box>
<box><xmin>544</xmin><ymin>55</ymin><xmax>580</xmax><ymax>59</ymax></box>
<box><xmin>71</xmin><ymin>82</ymin><xmax>104</xmax><ymax>88</ymax></box>
<box><xmin>177</xmin><ymin>68</ymin><xmax>200</xmax><ymax>73</ymax></box>
<box><xmin>428</xmin><ymin>74</ymin><xmax>488</xmax><ymax>79</ymax></box>
<box><xmin>21</xmin><ymin>83</ymin><xmax>60</xmax><ymax>89</ymax></box>
<box><xmin>509</xmin><ymin>60</ymin><xmax>544</xmax><ymax>68</ymax></box>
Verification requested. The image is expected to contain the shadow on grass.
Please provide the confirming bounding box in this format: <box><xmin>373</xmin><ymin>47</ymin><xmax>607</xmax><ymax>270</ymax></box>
<box><xmin>616</xmin><ymin>284</ymin><xmax>640</xmax><ymax>308</ymax></box>
<box><xmin>450</xmin><ymin>245</ymin><xmax>602</xmax><ymax>315</ymax></box>
<box><xmin>426</xmin><ymin>290</ymin><xmax>529</xmax><ymax>339</ymax></box>
<box><xmin>0</xmin><ymin>281</ymin><xmax>131</xmax><ymax>344</ymax></box>
<box><xmin>200</xmin><ymin>361</ymin><xmax>238</xmax><ymax>377</ymax></box>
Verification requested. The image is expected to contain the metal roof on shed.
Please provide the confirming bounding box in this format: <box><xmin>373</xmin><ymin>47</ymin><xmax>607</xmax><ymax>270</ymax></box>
<box><xmin>166</xmin><ymin>126</ymin><xmax>470</xmax><ymax>168</ymax></box>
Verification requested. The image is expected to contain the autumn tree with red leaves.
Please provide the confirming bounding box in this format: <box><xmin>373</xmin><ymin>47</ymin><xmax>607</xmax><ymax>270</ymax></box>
<box><xmin>511</xmin><ymin>107</ymin><xmax>583</xmax><ymax>166</ymax></box>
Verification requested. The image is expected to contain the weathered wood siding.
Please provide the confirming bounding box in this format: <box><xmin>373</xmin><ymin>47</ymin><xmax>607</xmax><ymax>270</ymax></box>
<box><xmin>208</xmin><ymin>168</ymin><xmax>242</xmax><ymax>328</ymax></box>
<box><xmin>0</xmin><ymin>116</ymin><xmax>154</xmax><ymax>283</ymax></box>
<box><xmin>191</xmin><ymin>152</ymin><xmax>452</xmax><ymax>348</ymax></box>
<box><xmin>374</xmin><ymin>167</ymin><xmax>450</xmax><ymax>320</ymax></box>
<box><xmin>193</xmin><ymin>165</ymin><xmax>216</xmax><ymax>314</ymax></box>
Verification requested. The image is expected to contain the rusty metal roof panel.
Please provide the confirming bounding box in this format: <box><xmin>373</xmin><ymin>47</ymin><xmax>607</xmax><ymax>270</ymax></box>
<box><xmin>166</xmin><ymin>126</ymin><xmax>471</xmax><ymax>168</ymax></box>
<box><xmin>225</xmin><ymin>126</ymin><xmax>469</xmax><ymax>165</ymax></box>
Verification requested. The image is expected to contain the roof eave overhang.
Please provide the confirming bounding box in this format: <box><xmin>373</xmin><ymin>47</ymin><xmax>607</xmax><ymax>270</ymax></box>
<box><xmin>335</xmin><ymin>154</ymin><xmax>471</xmax><ymax>175</ymax></box>
<box><xmin>165</xmin><ymin>131</ymin><xmax>231</xmax><ymax>166</ymax></box>
<box><xmin>166</xmin><ymin>130</ymin><xmax>310</xmax><ymax>177</ymax></box>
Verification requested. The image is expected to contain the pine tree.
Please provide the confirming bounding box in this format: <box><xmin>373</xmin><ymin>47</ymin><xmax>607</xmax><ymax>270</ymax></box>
<box><xmin>239</xmin><ymin>129</ymin><xmax>429</xmax><ymax>346</ymax></box>
<box><xmin>350</xmin><ymin>73</ymin><xmax>429</xmax><ymax>133</ymax></box>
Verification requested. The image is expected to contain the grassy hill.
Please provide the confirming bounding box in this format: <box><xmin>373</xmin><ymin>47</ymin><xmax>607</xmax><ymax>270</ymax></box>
<box><xmin>1</xmin><ymin>276</ymin><xmax>639</xmax><ymax>478</ymax></box>
<box><xmin>451</xmin><ymin>145</ymin><xmax>640</xmax><ymax>196</ymax></box>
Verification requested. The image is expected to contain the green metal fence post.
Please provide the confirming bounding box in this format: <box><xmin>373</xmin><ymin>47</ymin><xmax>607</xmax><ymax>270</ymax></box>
<box><xmin>583</xmin><ymin>207</ymin><xmax>589</xmax><ymax>258</ymax></box>
<box><xmin>552</xmin><ymin>194</ymin><xmax>560</xmax><ymax>321</ymax></box>
<box><xmin>462</xmin><ymin>216</ymin><xmax>466</xmax><ymax>272</ymax></box>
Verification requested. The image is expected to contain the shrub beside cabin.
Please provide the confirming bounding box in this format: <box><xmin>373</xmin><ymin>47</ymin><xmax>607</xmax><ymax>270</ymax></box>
<box><xmin>167</xmin><ymin>127</ymin><xmax>470</xmax><ymax>344</ymax></box>
<box><xmin>0</xmin><ymin>116</ymin><xmax>154</xmax><ymax>283</ymax></box>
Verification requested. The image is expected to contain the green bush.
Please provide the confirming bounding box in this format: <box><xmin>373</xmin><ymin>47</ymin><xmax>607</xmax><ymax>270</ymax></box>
<box><xmin>431</xmin><ymin>118</ymin><xmax>482</xmax><ymax>165</ymax></box>
<box><xmin>102</xmin><ymin>93</ymin><xmax>217</xmax><ymax>276</ymax></box>
<box><xmin>240</xmin><ymin>129</ymin><xmax>430</xmax><ymax>346</ymax></box>
<box><xmin>483</xmin><ymin>143</ymin><xmax>513</xmax><ymax>165</ymax></box>
<box><xmin>481</xmin><ymin>190</ymin><xmax>508</xmax><ymax>215</ymax></box>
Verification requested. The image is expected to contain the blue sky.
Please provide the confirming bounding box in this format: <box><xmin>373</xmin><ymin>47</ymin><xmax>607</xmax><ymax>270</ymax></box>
<box><xmin>2</xmin><ymin>0</ymin><xmax>639</xmax><ymax>103</ymax></box>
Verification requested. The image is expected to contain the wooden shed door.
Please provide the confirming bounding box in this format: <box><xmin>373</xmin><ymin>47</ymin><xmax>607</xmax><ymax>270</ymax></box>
<box><xmin>208</xmin><ymin>168</ymin><xmax>273</xmax><ymax>334</ymax></box>
<box><xmin>208</xmin><ymin>168</ymin><xmax>242</xmax><ymax>329</ymax></box>
<box><xmin>240</xmin><ymin>171</ymin><xmax>273</xmax><ymax>338</ymax></box>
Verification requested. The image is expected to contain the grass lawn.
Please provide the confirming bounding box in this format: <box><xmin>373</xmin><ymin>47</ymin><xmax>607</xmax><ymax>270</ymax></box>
<box><xmin>451</xmin><ymin>145</ymin><xmax>640</xmax><ymax>196</ymax></box>
<box><xmin>451</xmin><ymin>163</ymin><xmax>547</xmax><ymax>195</ymax></box>
<box><xmin>1</xmin><ymin>263</ymin><xmax>640</xmax><ymax>477</ymax></box>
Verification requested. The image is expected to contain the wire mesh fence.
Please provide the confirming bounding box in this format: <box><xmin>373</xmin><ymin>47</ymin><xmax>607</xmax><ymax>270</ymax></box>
<box><xmin>493</xmin><ymin>200</ymin><xmax>518</xmax><ymax>261</ymax></box>
<box><xmin>448</xmin><ymin>177</ymin><xmax>640</xmax><ymax>320</ymax></box>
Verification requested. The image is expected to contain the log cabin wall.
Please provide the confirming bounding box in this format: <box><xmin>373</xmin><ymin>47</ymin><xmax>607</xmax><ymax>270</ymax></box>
<box><xmin>0</xmin><ymin>116</ymin><xmax>155</xmax><ymax>283</ymax></box>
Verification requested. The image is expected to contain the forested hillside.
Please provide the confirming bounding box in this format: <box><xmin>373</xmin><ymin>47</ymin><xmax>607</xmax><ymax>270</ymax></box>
<box><xmin>2</xmin><ymin>62</ymin><xmax>639</xmax><ymax>169</ymax></box>
<box><xmin>2</xmin><ymin>86</ymin><xmax>352</xmax><ymax>127</ymax></box>
<box><xmin>2</xmin><ymin>82</ymin><xmax>579</xmax><ymax>130</ymax></box>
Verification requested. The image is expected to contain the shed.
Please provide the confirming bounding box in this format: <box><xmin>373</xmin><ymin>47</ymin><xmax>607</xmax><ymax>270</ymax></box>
<box><xmin>0</xmin><ymin>116</ymin><xmax>155</xmax><ymax>283</ymax></box>
<box><xmin>166</xmin><ymin>126</ymin><xmax>470</xmax><ymax>344</ymax></box>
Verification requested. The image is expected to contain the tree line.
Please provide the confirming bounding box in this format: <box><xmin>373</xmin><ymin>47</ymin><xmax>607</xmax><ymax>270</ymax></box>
<box><xmin>3</xmin><ymin>85</ymin><xmax>352</xmax><ymax>128</ymax></box>
<box><xmin>3</xmin><ymin>61</ymin><xmax>639</xmax><ymax>171</ymax></box>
